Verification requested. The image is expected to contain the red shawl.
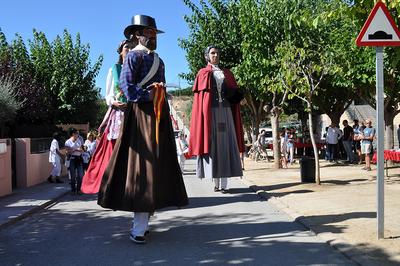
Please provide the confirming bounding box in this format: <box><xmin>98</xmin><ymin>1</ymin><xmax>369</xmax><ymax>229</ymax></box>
<box><xmin>189</xmin><ymin>64</ymin><xmax>245</xmax><ymax>156</ymax></box>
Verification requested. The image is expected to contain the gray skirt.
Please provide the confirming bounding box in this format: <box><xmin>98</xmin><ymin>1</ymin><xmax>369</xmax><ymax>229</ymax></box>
<box><xmin>197</xmin><ymin>103</ymin><xmax>243</xmax><ymax>179</ymax></box>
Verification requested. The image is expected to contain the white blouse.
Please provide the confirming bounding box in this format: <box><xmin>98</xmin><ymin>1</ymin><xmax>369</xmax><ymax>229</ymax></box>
<box><xmin>211</xmin><ymin>64</ymin><xmax>225</xmax><ymax>102</ymax></box>
<box><xmin>105</xmin><ymin>68</ymin><xmax>115</xmax><ymax>107</ymax></box>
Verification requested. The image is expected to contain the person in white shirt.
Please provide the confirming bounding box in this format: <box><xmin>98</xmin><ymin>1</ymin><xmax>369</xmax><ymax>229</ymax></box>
<box><xmin>175</xmin><ymin>131</ymin><xmax>189</xmax><ymax>172</ymax></box>
<box><xmin>84</xmin><ymin>131</ymin><xmax>97</xmax><ymax>156</ymax></box>
<box><xmin>82</xmin><ymin>131</ymin><xmax>96</xmax><ymax>172</ymax></box>
<box><xmin>65</xmin><ymin>128</ymin><xmax>84</xmax><ymax>195</ymax></box>
<box><xmin>326</xmin><ymin>123</ymin><xmax>343</xmax><ymax>163</ymax></box>
<box><xmin>48</xmin><ymin>132</ymin><xmax>64</xmax><ymax>183</ymax></box>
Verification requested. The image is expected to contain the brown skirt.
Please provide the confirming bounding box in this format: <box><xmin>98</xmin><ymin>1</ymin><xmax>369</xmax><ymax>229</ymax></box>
<box><xmin>97</xmin><ymin>101</ymin><xmax>189</xmax><ymax>212</ymax></box>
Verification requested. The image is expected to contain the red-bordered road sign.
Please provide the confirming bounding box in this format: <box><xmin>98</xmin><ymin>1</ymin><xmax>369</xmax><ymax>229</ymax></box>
<box><xmin>356</xmin><ymin>1</ymin><xmax>400</xmax><ymax>47</ymax></box>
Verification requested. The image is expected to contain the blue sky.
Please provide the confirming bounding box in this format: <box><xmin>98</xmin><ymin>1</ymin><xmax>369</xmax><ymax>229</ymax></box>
<box><xmin>0</xmin><ymin>0</ymin><xmax>197</xmax><ymax>96</ymax></box>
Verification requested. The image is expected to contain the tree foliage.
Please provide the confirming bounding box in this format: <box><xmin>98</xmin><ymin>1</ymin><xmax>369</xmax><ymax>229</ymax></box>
<box><xmin>0</xmin><ymin>28</ymin><xmax>103</xmax><ymax>135</ymax></box>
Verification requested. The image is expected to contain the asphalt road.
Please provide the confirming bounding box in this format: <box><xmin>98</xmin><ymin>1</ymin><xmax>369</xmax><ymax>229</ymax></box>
<box><xmin>0</xmin><ymin>160</ymin><xmax>354</xmax><ymax>266</ymax></box>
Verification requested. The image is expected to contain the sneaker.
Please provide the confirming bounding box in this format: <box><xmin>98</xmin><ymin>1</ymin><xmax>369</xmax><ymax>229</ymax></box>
<box><xmin>221</xmin><ymin>188</ymin><xmax>229</xmax><ymax>194</ymax></box>
<box><xmin>47</xmin><ymin>176</ymin><xmax>54</xmax><ymax>183</ymax></box>
<box><xmin>214</xmin><ymin>187</ymin><xmax>220</xmax><ymax>192</ymax></box>
<box><xmin>129</xmin><ymin>233</ymin><xmax>146</xmax><ymax>244</ymax></box>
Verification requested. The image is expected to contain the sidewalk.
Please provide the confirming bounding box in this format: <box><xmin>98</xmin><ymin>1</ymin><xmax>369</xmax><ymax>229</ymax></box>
<box><xmin>242</xmin><ymin>157</ymin><xmax>400</xmax><ymax>266</ymax></box>
<box><xmin>0</xmin><ymin>177</ymin><xmax>69</xmax><ymax>229</ymax></box>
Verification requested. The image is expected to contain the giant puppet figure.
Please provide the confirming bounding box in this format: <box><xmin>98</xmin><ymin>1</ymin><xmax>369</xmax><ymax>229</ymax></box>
<box><xmin>189</xmin><ymin>45</ymin><xmax>245</xmax><ymax>193</ymax></box>
<box><xmin>81</xmin><ymin>39</ymin><xmax>134</xmax><ymax>194</ymax></box>
<box><xmin>97</xmin><ymin>15</ymin><xmax>188</xmax><ymax>244</ymax></box>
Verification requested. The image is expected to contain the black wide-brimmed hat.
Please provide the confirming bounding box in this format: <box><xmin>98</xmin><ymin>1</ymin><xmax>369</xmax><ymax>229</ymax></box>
<box><xmin>124</xmin><ymin>15</ymin><xmax>164</xmax><ymax>38</ymax></box>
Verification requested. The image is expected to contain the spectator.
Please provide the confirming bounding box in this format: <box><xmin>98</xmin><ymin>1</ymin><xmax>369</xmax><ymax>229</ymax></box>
<box><xmin>352</xmin><ymin>119</ymin><xmax>361</xmax><ymax>162</ymax></box>
<box><xmin>175</xmin><ymin>131</ymin><xmax>189</xmax><ymax>172</ymax></box>
<box><xmin>280</xmin><ymin>131</ymin><xmax>288</xmax><ymax>168</ymax></box>
<box><xmin>286</xmin><ymin>128</ymin><xmax>296</xmax><ymax>164</ymax></box>
<box><xmin>326</xmin><ymin>123</ymin><xmax>343</xmax><ymax>163</ymax></box>
<box><xmin>342</xmin><ymin>120</ymin><xmax>355</xmax><ymax>163</ymax></box>
<box><xmin>361</xmin><ymin>119</ymin><xmax>375</xmax><ymax>171</ymax></box>
<box><xmin>47</xmin><ymin>132</ymin><xmax>64</xmax><ymax>183</ymax></box>
<box><xmin>65</xmin><ymin>128</ymin><xmax>84</xmax><ymax>195</ymax></box>
<box><xmin>397</xmin><ymin>124</ymin><xmax>400</xmax><ymax>148</ymax></box>
<box><xmin>84</xmin><ymin>131</ymin><xmax>97</xmax><ymax>156</ymax></box>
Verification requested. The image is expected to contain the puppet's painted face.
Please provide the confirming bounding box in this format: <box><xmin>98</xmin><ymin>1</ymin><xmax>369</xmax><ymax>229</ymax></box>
<box><xmin>137</xmin><ymin>28</ymin><xmax>157</xmax><ymax>51</ymax></box>
<box><xmin>207</xmin><ymin>48</ymin><xmax>220</xmax><ymax>65</ymax></box>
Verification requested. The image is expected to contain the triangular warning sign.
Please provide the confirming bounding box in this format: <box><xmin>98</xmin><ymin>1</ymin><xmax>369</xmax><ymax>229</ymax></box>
<box><xmin>356</xmin><ymin>1</ymin><xmax>400</xmax><ymax>47</ymax></box>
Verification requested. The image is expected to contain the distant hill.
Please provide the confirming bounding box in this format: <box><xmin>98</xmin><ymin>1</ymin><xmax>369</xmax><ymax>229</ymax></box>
<box><xmin>169</xmin><ymin>87</ymin><xmax>192</xmax><ymax>97</ymax></box>
<box><xmin>169</xmin><ymin>93</ymin><xmax>193</xmax><ymax>128</ymax></box>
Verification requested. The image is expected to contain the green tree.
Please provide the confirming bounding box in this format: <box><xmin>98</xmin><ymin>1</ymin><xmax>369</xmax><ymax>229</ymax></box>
<box><xmin>49</xmin><ymin>30</ymin><xmax>103</xmax><ymax>124</ymax></box>
<box><xmin>0</xmin><ymin>28</ymin><xmax>103</xmax><ymax>136</ymax></box>
<box><xmin>179</xmin><ymin>0</ymin><xmax>241</xmax><ymax>81</ymax></box>
<box><xmin>10</xmin><ymin>34</ymin><xmax>48</xmax><ymax>124</ymax></box>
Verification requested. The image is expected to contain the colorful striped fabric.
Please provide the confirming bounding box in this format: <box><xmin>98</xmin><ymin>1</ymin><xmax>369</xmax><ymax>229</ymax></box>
<box><xmin>153</xmin><ymin>83</ymin><xmax>165</xmax><ymax>149</ymax></box>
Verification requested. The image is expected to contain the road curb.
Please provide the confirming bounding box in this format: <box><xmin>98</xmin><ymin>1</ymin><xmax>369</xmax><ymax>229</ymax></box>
<box><xmin>0</xmin><ymin>191</ymin><xmax>69</xmax><ymax>231</ymax></box>
<box><xmin>240</xmin><ymin>178</ymin><xmax>364</xmax><ymax>266</ymax></box>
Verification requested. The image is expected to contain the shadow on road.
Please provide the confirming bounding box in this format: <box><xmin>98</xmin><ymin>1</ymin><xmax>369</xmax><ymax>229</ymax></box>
<box><xmin>0</xmin><ymin>194</ymin><xmax>397</xmax><ymax>265</ymax></box>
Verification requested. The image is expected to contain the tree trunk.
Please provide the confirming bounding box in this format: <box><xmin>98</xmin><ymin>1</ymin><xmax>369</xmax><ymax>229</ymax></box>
<box><xmin>307</xmin><ymin>102</ymin><xmax>321</xmax><ymax>185</ymax></box>
<box><xmin>327</xmin><ymin>112</ymin><xmax>341</xmax><ymax>127</ymax></box>
<box><xmin>270</xmin><ymin>107</ymin><xmax>281</xmax><ymax>169</ymax></box>
<box><xmin>244</xmin><ymin>125</ymin><xmax>253</xmax><ymax>145</ymax></box>
<box><xmin>251</xmin><ymin>117</ymin><xmax>260</xmax><ymax>144</ymax></box>
<box><xmin>385</xmin><ymin>123</ymin><xmax>393</xmax><ymax>150</ymax></box>
<box><xmin>384</xmin><ymin>110</ymin><xmax>396</xmax><ymax>150</ymax></box>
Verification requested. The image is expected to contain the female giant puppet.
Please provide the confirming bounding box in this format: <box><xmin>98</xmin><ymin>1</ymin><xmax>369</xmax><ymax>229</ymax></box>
<box><xmin>189</xmin><ymin>45</ymin><xmax>245</xmax><ymax>193</ymax></box>
<box><xmin>81</xmin><ymin>39</ymin><xmax>134</xmax><ymax>194</ymax></box>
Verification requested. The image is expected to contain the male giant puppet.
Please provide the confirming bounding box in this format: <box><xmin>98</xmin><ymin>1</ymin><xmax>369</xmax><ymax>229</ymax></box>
<box><xmin>97</xmin><ymin>15</ymin><xmax>188</xmax><ymax>244</ymax></box>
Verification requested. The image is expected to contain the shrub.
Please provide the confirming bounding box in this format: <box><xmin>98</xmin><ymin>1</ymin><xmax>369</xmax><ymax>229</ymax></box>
<box><xmin>0</xmin><ymin>76</ymin><xmax>24</xmax><ymax>127</ymax></box>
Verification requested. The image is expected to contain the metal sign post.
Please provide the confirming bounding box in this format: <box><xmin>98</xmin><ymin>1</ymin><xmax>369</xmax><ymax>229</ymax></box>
<box><xmin>375</xmin><ymin>47</ymin><xmax>384</xmax><ymax>239</ymax></box>
<box><xmin>356</xmin><ymin>1</ymin><xmax>400</xmax><ymax>240</ymax></box>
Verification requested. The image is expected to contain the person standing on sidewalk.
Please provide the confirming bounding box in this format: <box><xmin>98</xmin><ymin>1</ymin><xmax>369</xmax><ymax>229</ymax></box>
<box><xmin>189</xmin><ymin>45</ymin><xmax>245</xmax><ymax>193</ymax></box>
<box><xmin>97</xmin><ymin>15</ymin><xmax>188</xmax><ymax>244</ymax></box>
<box><xmin>361</xmin><ymin>119</ymin><xmax>375</xmax><ymax>171</ymax></box>
<box><xmin>326</xmin><ymin>123</ymin><xmax>342</xmax><ymax>163</ymax></box>
<box><xmin>352</xmin><ymin>119</ymin><xmax>362</xmax><ymax>162</ymax></box>
<box><xmin>397</xmin><ymin>124</ymin><xmax>400</xmax><ymax>148</ymax></box>
<box><xmin>342</xmin><ymin>120</ymin><xmax>355</xmax><ymax>163</ymax></box>
<box><xmin>65</xmin><ymin>128</ymin><xmax>84</xmax><ymax>195</ymax></box>
<box><xmin>175</xmin><ymin>131</ymin><xmax>188</xmax><ymax>172</ymax></box>
<box><xmin>47</xmin><ymin>132</ymin><xmax>64</xmax><ymax>183</ymax></box>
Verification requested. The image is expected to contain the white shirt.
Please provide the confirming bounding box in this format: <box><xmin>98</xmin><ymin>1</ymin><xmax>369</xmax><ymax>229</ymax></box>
<box><xmin>326</xmin><ymin>127</ymin><xmax>343</xmax><ymax>144</ymax></box>
<box><xmin>65</xmin><ymin>138</ymin><xmax>83</xmax><ymax>156</ymax></box>
<box><xmin>211</xmin><ymin>64</ymin><xmax>225</xmax><ymax>103</ymax></box>
<box><xmin>84</xmin><ymin>140</ymin><xmax>96</xmax><ymax>156</ymax></box>
<box><xmin>49</xmin><ymin>139</ymin><xmax>60</xmax><ymax>163</ymax></box>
